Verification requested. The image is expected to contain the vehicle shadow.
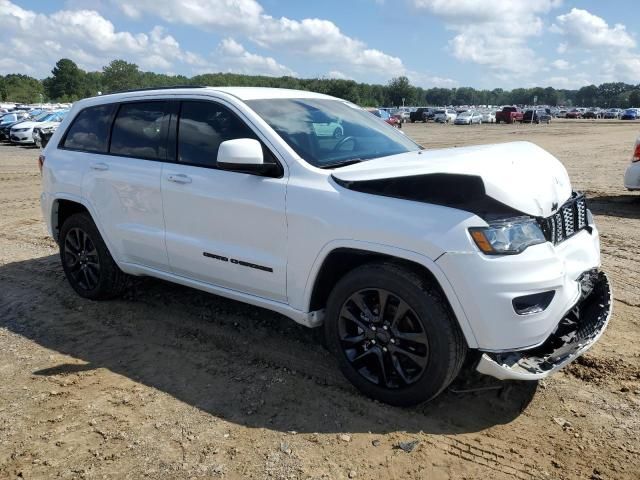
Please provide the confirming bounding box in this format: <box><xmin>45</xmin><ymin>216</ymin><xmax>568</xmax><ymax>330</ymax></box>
<box><xmin>587</xmin><ymin>193</ymin><xmax>640</xmax><ymax>220</ymax></box>
<box><xmin>1</xmin><ymin>254</ymin><xmax>537</xmax><ymax>436</ymax></box>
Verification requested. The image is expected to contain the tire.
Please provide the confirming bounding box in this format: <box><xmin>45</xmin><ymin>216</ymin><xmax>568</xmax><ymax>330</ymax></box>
<box><xmin>333</xmin><ymin>127</ymin><xmax>343</xmax><ymax>139</ymax></box>
<box><xmin>59</xmin><ymin>212</ymin><xmax>128</xmax><ymax>300</ymax></box>
<box><xmin>324</xmin><ymin>262</ymin><xmax>467</xmax><ymax>406</ymax></box>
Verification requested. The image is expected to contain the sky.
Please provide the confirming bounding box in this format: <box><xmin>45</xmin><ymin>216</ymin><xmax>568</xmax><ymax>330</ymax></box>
<box><xmin>2</xmin><ymin>0</ymin><xmax>640</xmax><ymax>90</ymax></box>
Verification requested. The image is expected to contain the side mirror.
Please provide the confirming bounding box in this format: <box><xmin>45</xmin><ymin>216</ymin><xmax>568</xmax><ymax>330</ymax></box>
<box><xmin>216</xmin><ymin>138</ymin><xmax>279</xmax><ymax>176</ymax></box>
<box><xmin>217</xmin><ymin>138</ymin><xmax>263</xmax><ymax>167</ymax></box>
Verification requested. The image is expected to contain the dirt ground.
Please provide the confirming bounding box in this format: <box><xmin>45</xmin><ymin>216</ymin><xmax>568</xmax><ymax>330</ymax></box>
<box><xmin>0</xmin><ymin>119</ymin><xmax>639</xmax><ymax>480</ymax></box>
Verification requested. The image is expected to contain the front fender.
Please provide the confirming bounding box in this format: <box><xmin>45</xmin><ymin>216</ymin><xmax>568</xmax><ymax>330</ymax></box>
<box><xmin>302</xmin><ymin>239</ymin><xmax>479</xmax><ymax>348</ymax></box>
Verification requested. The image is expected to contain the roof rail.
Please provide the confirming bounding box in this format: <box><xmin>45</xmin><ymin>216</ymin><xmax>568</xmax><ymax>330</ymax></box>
<box><xmin>108</xmin><ymin>85</ymin><xmax>207</xmax><ymax>95</ymax></box>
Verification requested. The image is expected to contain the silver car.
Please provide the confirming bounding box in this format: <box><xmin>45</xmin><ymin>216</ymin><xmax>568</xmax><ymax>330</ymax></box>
<box><xmin>454</xmin><ymin>111</ymin><xmax>483</xmax><ymax>125</ymax></box>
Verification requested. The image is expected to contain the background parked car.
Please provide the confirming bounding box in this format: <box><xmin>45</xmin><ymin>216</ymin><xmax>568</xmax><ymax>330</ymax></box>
<box><xmin>433</xmin><ymin>108</ymin><xmax>457</xmax><ymax>123</ymax></box>
<box><xmin>33</xmin><ymin>122</ymin><xmax>61</xmax><ymax>148</ymax></box>
<box><xmin>311</xmin><ymin>120</ymin><xmax>344</xmax><ymax>138</ymax></box>
<box><xmin>523</xmin><ymin>109</ymin><xmax>552</xmax><ymax>124</ymax></box>
<box><xmin>566</xmin><ymin>108</ymin><xmax>585</xmax><ymax>119</ymax></box>
<box><xmin>556</xmin><ymin>109</ymin><xmax>568</xmax><ymax>118</ymax></box>
<box><xmin>583</xmin><ymin>109</ymin><xmax>602</xmax><ymax>119</ymax></box>
<box><xmin>603</xmin><ymin>108</ymin><xmax>622</xmax><ymax>119</ymax></box>
<box><xmin>10</xmin><ymin>110</ymin><xmax>67</xmax><ymax>145</ymax></box>
<box><xmin>0</xmin><ymin>111</ymin><xmax>32</xmax><ymax>141</ymax></box>
<box><xmin>481</xmin><ymin>111</ymin><xmax>496</xmax><ymax>123</ymax></box>
<box><xmin>367</xmin><ymin>108</ymin><xmax>401</xmax><ymax>128</ymax></box>
<box><xmin>422</xmin><ymin>108</ymin><xmax>437</xmax><ymax>122</ymax></box>
<box><xmin>621</xmin><ymin>108</ymin><xmax>639</xmax><ymax>120</ymax></box>
<box><xmin>454</xmin><ymin>111</ymin><xmax>482</xmax><ymax>125</ymax></box>
<box><xmin>390</xmin><ymin>108</ymin><xmax>410</xmax><ymax>123</ymax></box>
<box><xmin>495</xmin><ymin>106</ymin><xmax>523</xmax><ymax>124</ymax></box>
<box><xmin>624</xmin><ymin>135</ymin><xmax>640</xmax><ymax>190</ymax></box>
<box><xmin>409</xmin><ymin>107</ymin><xmax>429</xmax><ymax>123</ymax></box>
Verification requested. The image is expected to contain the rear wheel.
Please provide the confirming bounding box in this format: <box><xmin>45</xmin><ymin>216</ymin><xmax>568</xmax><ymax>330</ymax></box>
<box><xmin>59</xmin><ymin>213</ymin><xmax>128</xmax><ymax>300</ymax></box>
<box><xmin>324</xmin><ymin>262</ymin><xmax>466</xmax><ymax>406</ymax></box>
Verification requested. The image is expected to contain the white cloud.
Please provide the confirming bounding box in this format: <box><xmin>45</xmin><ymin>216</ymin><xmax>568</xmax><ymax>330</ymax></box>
<box><xmin>326</xmin><ymin>70</ymin><xmax>351</xmax><ymax>80</ymax></box>
<box><xmin>117</xmin><ymin>0</ymin><xmax>264</xmax><ymax>31</ymax></box>
<box><xmin>407</xmin><ymin>71</ymin><xmax>458</xmax><ymax>88</ymax></box>
<box><xmin>411</xmin><ymin>0</ymin><xmax>562</xmax><ymax>75</ymax></box>
<box><xmin>551</xmin><ymin>8</ymin><xmax>640</xmax><ymax>86</ymax></box>
<box><xmin>112</xmin><ymin>0</ymin><xmax>404</xmax><ymax>75</ymax></box>
<box><xmin>217</xmin><ymin>38</ymin><xmax>296</xmax><ymax>76</ymax></box>
<box><xmin>0</xmin><ymin>0</ymin><xmax>214</xmax><ymax>76</ymax></box>
<box><xmin>552</xmin><ymin>8</ymin><xmax>635</xmax><ymax>50</ymax></box>
<box><xmin>551</xmin><ymin>59</ymin><xmax>570</xmax><ymax>70</ymax></box>
<box><xmin>0</xmin><ymin>0</ymin><xmax>299</xmax><ymax>79</ymax></box>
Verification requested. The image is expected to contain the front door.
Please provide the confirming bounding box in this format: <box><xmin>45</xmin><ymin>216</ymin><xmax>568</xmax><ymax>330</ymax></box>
<box><xmin>161</xmin><ymin>100</ymin><xmax>288</xmax><ymax>302</ymax></box>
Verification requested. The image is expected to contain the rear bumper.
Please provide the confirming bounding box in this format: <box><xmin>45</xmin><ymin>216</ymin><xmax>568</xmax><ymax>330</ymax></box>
<box><xmin>477</xmin><ymin>270</ymin><xmax>612</xmax><ymax>380</ymax></box>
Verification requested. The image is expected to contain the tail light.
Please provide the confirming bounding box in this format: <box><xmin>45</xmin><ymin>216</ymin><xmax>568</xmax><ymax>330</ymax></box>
<box><xmin>38</xmin><ymin>154</ymin><xmax>45</xmax><ymax>173</ymax></box>
<box><xmin>633</xmin><ymin>142</ymin><xmax>640</xmax><ymax>163</ymax></box>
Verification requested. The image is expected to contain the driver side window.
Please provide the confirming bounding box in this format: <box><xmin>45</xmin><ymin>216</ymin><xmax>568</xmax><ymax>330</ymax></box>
<box><xmin>177</xmin><ymin>101</ymin><xmax>257</xmax><ymax>168</ymax></box>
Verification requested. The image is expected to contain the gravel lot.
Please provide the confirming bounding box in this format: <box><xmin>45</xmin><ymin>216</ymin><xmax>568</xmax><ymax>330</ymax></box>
<box><xmin>1</xmin><ymin>119</ymin><xmax>639</xmax><ymax>479</ymax></box>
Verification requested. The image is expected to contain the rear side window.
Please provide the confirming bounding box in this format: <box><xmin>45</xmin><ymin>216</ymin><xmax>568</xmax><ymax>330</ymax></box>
<box><xmin>177</xmin><ymin>101</ymin><xmax>256</xmax><ymax>168</ymax></box>
<box><xmin>110</xmin><ymin>102</ymin><xmax>169</xmax><ymax>160</ymax></box>
<box><xmin>62</xmin><ymin>104</ymin><xmax>115</xmax><ymax>153</ymax></box>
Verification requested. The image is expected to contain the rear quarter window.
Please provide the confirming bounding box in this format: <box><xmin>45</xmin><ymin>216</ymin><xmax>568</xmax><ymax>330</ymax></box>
<box><xmin>62</xmin><ymin>104</ymin><xmax>116</xmax><ymax>153</ymax></box>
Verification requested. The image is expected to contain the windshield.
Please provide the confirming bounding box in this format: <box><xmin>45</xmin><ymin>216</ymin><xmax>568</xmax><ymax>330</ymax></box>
<box><xmin>32</xmin><ymin>112</ymin><xmax>51</xmax><ymax>121</ymax></box>
<box><xmin>246</xmin><ymin>98</ymin><xmax>420</xmax><ymax>168</ymax></box>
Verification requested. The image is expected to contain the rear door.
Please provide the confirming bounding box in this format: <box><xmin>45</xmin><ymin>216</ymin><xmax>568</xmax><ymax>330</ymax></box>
<box><xmin>77</xmin><ymin>100</ymin><xmax>171</xmax><ymax>271</ymax></box>
<box><xmin>160</xmin><ymin>99</ymin><xmax>288</xmax><ymax>302</ymax></box>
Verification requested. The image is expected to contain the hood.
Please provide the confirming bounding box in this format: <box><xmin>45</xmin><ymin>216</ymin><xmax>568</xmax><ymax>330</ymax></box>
<box><xmin>331</xmin><ymin>141</ymin><xmax>571</xmax><ymax>218</ymax></box>
<box><xmin>11</xmin><ymin>121</ymin><xmax>37</xmax><ymax>130</ymax></box>
<box><xmin>34</xmin><ymin>121</ymin><xmax>59</xmax><ymax>129</ymax></box>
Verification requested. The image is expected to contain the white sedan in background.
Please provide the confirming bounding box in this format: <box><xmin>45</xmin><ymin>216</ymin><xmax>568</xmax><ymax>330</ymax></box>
<box><xmin>10</xmin><ymin>110</ymin><xmax>67</xmax><ymax>144</ymax></box>
<box><xmin>624</xmin><ymin>136</ymin><xmax>640</xmax><ymax>190</ymax></box>
<box><xmin>481</xmin><ymin>111</ymin><xmax>496</xmax><ymax>123</ymax></box>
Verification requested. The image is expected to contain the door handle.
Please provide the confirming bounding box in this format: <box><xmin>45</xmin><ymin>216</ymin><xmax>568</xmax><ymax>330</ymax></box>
<box><xmin>90</xmin><ymin>162</ymin><xmax>109</xmax><ymax>171</ymax></box>
<box><xmin>167</xmin><ymin>173</ymin><xmax>192</xmax><ymax>184</ymax></box>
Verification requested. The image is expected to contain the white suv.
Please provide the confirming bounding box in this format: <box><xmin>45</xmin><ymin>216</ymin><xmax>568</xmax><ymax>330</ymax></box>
<box><xmin>40</xmin><ymin>87</ymin><xmax>612</xmax><ymax>406</ymax></box>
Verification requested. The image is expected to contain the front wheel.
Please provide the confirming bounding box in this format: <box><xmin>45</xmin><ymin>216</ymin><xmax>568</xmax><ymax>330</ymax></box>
<box><xmin>324</xmin><ymin>263</ymin><xmax>467</xmax><ymax>406</ymax></box>
<box><xmin>59</xmin><ymin>213</ymin><xmax>128</xmax><ymax>300</ymax></box>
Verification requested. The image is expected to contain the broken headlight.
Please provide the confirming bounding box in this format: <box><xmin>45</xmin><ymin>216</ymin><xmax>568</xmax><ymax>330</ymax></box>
<box><xmin>469</xmin><ymin>217</ymin><xmax>546</xmax><ymax>255</ymax></box>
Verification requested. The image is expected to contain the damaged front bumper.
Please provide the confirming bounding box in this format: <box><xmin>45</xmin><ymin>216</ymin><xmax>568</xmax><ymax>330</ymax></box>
<box><xmin>476</xmin><ymin>270</ymin><xmax>612</xmax><ymax>381</ymax></box>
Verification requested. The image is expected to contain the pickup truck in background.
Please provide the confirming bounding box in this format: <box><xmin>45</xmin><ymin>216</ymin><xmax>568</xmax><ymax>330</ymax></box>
<box><xmin>495</xmin><ymin>106</ymin><xmax>524</xmax><ymax>124</ymax></box>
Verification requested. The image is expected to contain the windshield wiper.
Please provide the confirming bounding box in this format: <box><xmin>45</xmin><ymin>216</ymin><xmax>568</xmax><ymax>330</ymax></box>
<box><xmin>318</xmin><ymin>158</ymin><xmax>364</xmax><ymax>169</ymax></box>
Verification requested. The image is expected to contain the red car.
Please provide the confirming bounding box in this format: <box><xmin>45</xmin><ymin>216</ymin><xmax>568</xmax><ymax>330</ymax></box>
<box><xmin>495</xmin><ymin>106</ymin><xmax>524</xmax><ymax>124</ymax></box>
<box><xmin>566</xmin><ymin>108</ymin><xmax>584</xmax><ymax>119</ymax></box>
<box><xmin>367</xmin><ymin>108</ymin><xmax>401</xmax><ymax>128</ymax></box>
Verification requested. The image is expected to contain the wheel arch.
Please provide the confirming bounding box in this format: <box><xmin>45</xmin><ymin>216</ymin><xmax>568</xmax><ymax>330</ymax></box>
<box><xmin>304</xmin><ymin>242</ymin><xmax>479</xmax><ymax>348</ymax></box>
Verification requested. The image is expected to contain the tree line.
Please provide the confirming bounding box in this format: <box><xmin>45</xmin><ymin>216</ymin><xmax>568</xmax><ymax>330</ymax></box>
<box><xmin>2</xmin><ymin>58</ymin><xmax>640</xmax><ymax>108</ymax></box>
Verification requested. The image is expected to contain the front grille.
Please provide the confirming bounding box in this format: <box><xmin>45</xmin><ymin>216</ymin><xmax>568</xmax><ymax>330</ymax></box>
<box><xmin>538</xmin><ymin>193</ymin><xmax>588</xmax><ymax>245</ymax></box>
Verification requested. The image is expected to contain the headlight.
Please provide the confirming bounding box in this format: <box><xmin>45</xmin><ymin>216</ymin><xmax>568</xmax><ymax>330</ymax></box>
<box><xmin>469</xmin><ymin>217</ymin><xmax>546</xmax><ymax>255</ymax></box>
<box><xmin>41</xmin><ymin>126</ymin><xmax>56</xmax><ymax>133</ymax></box>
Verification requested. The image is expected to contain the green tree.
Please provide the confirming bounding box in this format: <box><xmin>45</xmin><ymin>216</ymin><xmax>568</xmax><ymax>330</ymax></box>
<box><xmin>387</xmin><ymin>76</ymin><xmax>413</xmax><ymax>107</ymax></box>
<box><xmin>1</xmin><ymin>74</ymin><xmax>43</xmax><ymax>103</ymax></box>
<box><xmin>629</xmin><ymin>90</ymin><xmax>640</xmax><ymax>107</ymax></box>
<box><xmin>45</xmin><ymin>58</ymin><xmax>85</xmax><ymax>100</ymax></box>
<box><xmin>102</xmin><ymin>59</ymin><xmax>142</xmax><ymax>93</ymax></box>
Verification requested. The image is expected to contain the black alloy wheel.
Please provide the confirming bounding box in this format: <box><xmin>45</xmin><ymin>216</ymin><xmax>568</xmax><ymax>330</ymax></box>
<box><xmin>338</xmin><ymin>288</ymin><xmax>429</xmax><ymax>388</ymax></box>
<box><xmin>63</xmin><ymin>227</ymin><xmax>101</xmax><ymax>291</ymax></box>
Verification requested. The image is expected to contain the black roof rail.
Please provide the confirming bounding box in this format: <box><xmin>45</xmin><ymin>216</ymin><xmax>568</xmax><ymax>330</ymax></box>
<box><xmin>107</xmin><ymin>85</ymin><xmax>207</xmax><ymax>95</ymax></box>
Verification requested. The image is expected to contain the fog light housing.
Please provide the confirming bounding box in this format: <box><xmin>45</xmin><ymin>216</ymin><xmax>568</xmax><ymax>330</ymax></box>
<box><xmin>512</xmin><ymin>291</ymin><xmax>555</xmax><ymax>315</ymax></box>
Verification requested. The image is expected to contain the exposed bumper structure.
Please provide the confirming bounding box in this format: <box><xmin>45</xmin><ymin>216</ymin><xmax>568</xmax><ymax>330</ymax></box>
<box><xmin>624</xmin><ymin>162</ymin><xmax>640</xmax><ymax>190</ymax></box>
<box><xmin>477</xmin><ymin>270</ymin><xmax>612</xmax><ymax>380</ymax></box>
